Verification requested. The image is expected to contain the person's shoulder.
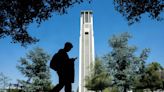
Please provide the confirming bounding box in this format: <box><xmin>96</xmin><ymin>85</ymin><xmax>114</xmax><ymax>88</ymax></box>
<box><xmin>58</xmin><ymin>49</ymin><xmax>65</xmax><ymax>53</ymax></box>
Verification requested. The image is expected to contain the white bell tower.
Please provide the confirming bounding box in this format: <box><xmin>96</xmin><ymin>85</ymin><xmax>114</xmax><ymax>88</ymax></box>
<box><xmin>79</xmin><ymin>10</ymin><xmax>95</xmax><ymax>92</ymax></box>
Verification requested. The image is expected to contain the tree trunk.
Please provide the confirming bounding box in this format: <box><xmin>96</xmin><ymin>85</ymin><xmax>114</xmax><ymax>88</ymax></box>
<box><xmin>123</xmin><ymin>87</ymin><xmax>127</xmax><ymax>92</ymax></box>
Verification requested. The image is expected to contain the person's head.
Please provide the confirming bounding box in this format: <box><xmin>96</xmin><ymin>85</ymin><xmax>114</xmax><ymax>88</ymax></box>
<box><xmin>64</xmin><ymin>42</ymin><xmax>73</xmax><ymax>52</ymax></box>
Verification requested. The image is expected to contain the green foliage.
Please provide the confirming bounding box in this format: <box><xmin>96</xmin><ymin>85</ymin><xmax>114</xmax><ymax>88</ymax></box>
<box><xmin>17</xmin><ymin>47</ymin><xmax>51</xmax><ymax>92</ymax></box>
<box><xmin>6</xmin><ymin>89</ymin><xmax>21</xmax><ymax>92</ymax></box>
<box><xmin>0</xmin><ymin>0</ymin><xmax>91</xmax><ymax>46</ymax></box>
<box><xmin>0</xmin><ymin>72</ymin><xmax>10</xmax><ymax>91</ymax></box>
<box><xmin>85</xmin><ymin>57</ymin><xmax>111</xmax><ymax>92</ymax></box>
<box><xmin>133</xmin><ymin>89</ymin><xmax>144</xmax><ymax>92</ymax></box>
<box><xmin>114</xmin><ymin>0</ymin><xmax>164</xmax><ymax>25</ymax></box>
<box><xmin>105</xmin><ymin>32</ymin><xmax>150</xmax><ymax>92</ymax></box>
<box><xmin>135</xmin><ymin>62</ymin><xmax>163</xmax><ymax>91</ymax></box>
<box><xmin>1</xmin><ymin>0</ymin><xmax>163</xmax><ymax>46</ymax></box>
<box><xmin>103</xmin><ymin>87</ymin><xmax>119</xmax><ymax>92</ymax></box>
<box><xmin>109</xmin><ymin>86</ymin><xmax>119</xmax><ymax>92</ymax></box>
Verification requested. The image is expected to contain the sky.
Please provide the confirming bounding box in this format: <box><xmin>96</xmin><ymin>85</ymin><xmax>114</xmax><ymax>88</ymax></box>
<box><xmin>0</xmin><ymin>0</ymin><xmax>164</xmax><ymax>91</ymax></box>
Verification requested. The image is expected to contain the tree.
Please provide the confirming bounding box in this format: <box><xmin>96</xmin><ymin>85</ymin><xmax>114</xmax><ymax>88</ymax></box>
<box><xmin>17</xmin><ymin>47</ymin><xmax>51</xmax><ymax>92</ymax></box>
<box><xmin>114</xmin><ymin>0</ymin><xmax>164</xmax><ymax>25</ymax></box>
<box><xmin>0</xmin><ymin>0</ymin><xmax>91</xmax><ymax>46</ymax></box>
<box><xmin>105</xmin><ymin>32</ymin><xmax>150</xmax><ymax>92</ymax></box>
<box><xmin>85</xmin><ymin>57</ymin><xmax>111</xmax><ymax>92</ymax></box>
<box><xmin>1</xmin><ymin>0</ymin><xmax>163</xmax><ymax>46</ymax></box>
<box><xmin>135</xmin><ymin>62</ymin><xmax>163</xmax><ymax>91</ymax></box>
<box><xmin>0</xmin><ymin>72</ymin><xmax>10</xmax><ymax>91</ymax></box>
<box><xmin>103</xmin><ymin>86</ymin><xmax>119</xmax><ymax>92</ymax></box>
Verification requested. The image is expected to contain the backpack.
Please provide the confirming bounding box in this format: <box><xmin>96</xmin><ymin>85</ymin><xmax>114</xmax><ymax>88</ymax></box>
<box><xmin>50</xmin><ymin>52</ymin><xmax>61</xmax><ymax>71</ymax></box>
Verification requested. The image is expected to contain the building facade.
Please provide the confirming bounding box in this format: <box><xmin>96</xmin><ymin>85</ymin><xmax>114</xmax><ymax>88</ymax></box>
<box><xmin>79</xmin><ymin>10</ymin><xmax>95</xmax><ymax>92</ymax></box>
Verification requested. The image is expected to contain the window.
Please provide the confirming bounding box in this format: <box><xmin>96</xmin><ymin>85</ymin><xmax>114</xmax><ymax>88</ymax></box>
<box><xmin>85</xmin><ymin>32</ymin><xmax>89</xmax><ymax>35</ymax></box>
<box><xmin>85</xmin><ymin>12</ymin><xmax>89</xmax><ymax>23</ymax></box>
<box><xmin>81</xmin><ymin>12</ymin><xmax>84</xmax><ymax>14</ymax></box>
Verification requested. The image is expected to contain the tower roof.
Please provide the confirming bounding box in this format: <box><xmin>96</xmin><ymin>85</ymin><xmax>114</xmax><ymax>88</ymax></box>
<box><xmin>81</xmin><ymin>10</ymin><xmax>93</xmax><ymax>14</ymax></box>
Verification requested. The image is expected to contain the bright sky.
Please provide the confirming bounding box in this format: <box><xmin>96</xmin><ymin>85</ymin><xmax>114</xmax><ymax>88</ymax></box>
<box><xmin>0</xmin><ymin>0</ymin><xmax>164</xmax><ymax>91</ymax></box>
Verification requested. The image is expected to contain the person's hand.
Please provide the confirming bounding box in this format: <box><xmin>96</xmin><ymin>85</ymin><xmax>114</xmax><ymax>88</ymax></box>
<box><xmin>74</xmin><ymin>57</ymin><xmax>78</xmax><ymax>60</ymax></box>
<box><xmin>71</xmin><ymin>57</ymin><xmax>77</xmax><ymax>61</ymax></box>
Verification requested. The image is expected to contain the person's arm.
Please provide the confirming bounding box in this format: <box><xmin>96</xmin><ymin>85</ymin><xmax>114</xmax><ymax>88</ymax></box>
<box><xmin>70</xmin><ymin>57</ymin><xmax>77</xmax><ymax>62</ymax></box>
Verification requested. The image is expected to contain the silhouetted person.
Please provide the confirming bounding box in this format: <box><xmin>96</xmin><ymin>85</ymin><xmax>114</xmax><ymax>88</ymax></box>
<box><xmin>50</xmin><ymin>42</ymin><xmax>77</xmax><ymax>92</ymax></box>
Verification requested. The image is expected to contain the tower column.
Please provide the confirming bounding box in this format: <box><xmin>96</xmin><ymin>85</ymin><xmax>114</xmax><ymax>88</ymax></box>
<box><xmin>79</xmin><ymin>10</ymin><xmax>95</xmax><ymax>92</ymax></box>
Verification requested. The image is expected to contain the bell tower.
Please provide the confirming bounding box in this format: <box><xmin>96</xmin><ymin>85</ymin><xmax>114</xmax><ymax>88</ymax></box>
<box><xmin>79</xmin><ymin>10</ymin><xmax>95</xmax><ymax>92</ymax></box>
